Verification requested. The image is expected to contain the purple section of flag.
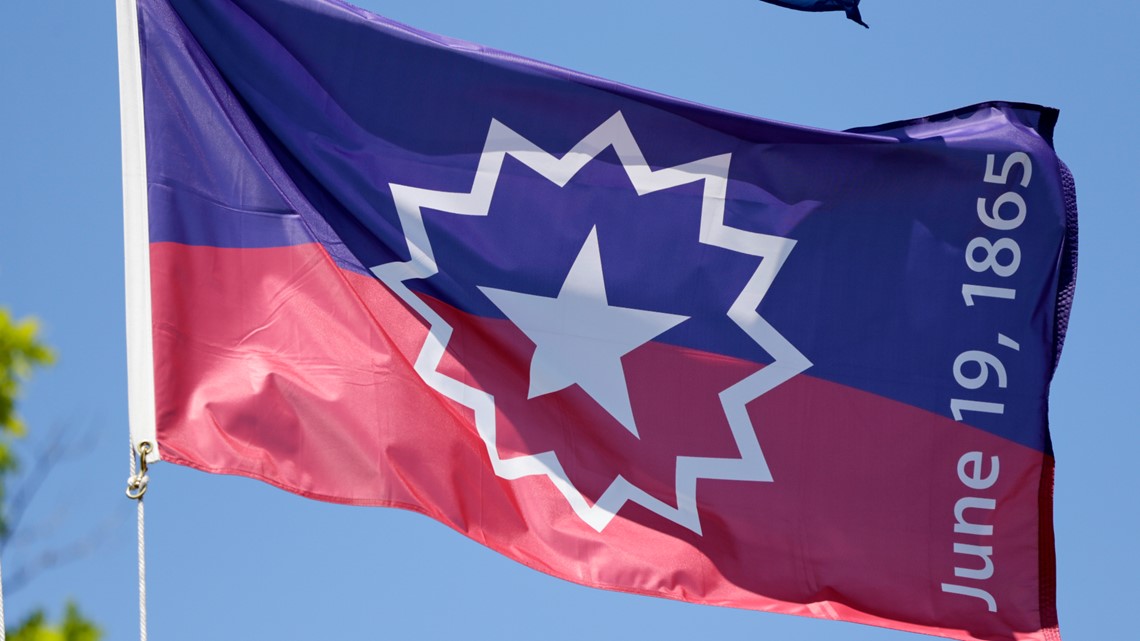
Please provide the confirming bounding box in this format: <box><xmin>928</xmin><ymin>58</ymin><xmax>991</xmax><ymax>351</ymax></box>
<box><xmin>138</xmin><ymin>0</ymin><xmax>1076</xmax><ymax>454</ymax></box>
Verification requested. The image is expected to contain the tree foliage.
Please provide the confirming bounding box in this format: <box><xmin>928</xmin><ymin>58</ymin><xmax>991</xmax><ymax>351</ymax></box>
<box><xmin>0</xmin><ymin>309</ymin><xmax>55</xmax><ymax>435</ymax></box>
<box><xmin>8</xmin><ymin>603</ymin><xmax>101</xmax><ymax>641</ymax></box>
<box><xmin>0</xmin><ymin>308</ymin><xmax>55</xmax><ymax>522</ymax></box>
<box><xmin>1</xmin><ymin>308</ymin><xmax>102</xmax><ymax>640</ymax></box>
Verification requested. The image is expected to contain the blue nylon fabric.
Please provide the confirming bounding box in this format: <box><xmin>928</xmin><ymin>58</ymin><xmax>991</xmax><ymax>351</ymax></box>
<box><xmin>139</xmin><ymin>0</ymin><xmax>1075</xmax><ymax>452</ymax></box>
<box><xmin>759</xmin><ymin>0</ymin><xmax>867</xmax><ymax>27</ymax></box>
<box><xmin>139</xmin><ymin>0</ymin><xmax>315</xmax><ymax>248</ymax></box>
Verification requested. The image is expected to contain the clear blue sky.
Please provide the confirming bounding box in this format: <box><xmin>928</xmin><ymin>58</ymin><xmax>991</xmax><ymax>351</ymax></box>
<box><xmin>1</xmin><ymin>1</ymin><xmax>1137</xmax><ymax>639</ymax></box>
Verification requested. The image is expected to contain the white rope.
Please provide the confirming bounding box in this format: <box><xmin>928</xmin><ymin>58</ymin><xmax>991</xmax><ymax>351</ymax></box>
<box><xmin>128</xmin><ymin>440</ymin><xmax>149</xmax><ymax>641</ymax></box>
<box><xmin>137</xmin><ymin>498</ymin><xmax>147</xmax><ymax>641</ymax></box>
<box><xmin>1</xmin><ymin>546</ymin><xmax>6</xmax><ymax>641</ymax></box>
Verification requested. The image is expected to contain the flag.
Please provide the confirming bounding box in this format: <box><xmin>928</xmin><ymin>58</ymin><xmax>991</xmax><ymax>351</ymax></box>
<box><xmin>118</xmin><ymin>0</ymin><xmax>1076</xmax><ymax>639</ymax></box>
<box><xmin>760</xmin><ymin>0</ymin><xmax>868</xmax><ymax>27</ymax></box>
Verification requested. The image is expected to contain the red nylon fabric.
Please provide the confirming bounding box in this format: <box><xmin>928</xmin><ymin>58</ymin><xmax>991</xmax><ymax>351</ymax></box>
<box><xmin>151</xmin><ymin>241</ymin><xmax>1057</xmax><ymax>641</ymax></box>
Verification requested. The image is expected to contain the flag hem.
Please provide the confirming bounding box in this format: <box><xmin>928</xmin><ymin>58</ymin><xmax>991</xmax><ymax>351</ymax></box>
<box><xmin>1038</xmin><ymin>456</ymin><xmax>1062</xmax><ymax>640</ymax></box>
<box><xmin>1050</xmin><ymin>160</ymin><xmax>1079</xmax><ymax>373</ymax></box>
<box><xmin>117</xmin><ymin>0</ymin><xmax>160</xmax><ymax>462</ymax></box>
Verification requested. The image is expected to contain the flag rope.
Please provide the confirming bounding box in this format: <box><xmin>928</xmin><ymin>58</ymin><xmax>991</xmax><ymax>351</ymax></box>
<box><xmin>1</xmin><ymin>546</ymin><xmax>6</xmax><ymax>641</ymax></box>
<box><xmin>136</xmin><ymin>497</ymin><xmax>147</xmax><ymax>641</ymax></box>
<box><xmin>127</xmin><ymin>440</ymin><xmax>151</xmax><ymax>641</ymax></box>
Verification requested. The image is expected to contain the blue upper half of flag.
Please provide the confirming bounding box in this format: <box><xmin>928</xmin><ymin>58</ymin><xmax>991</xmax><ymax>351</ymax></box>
<box><xmin>138</xmin><ymin>0</ymin><xmax>1076</xmax><ymax>453</ymax></box>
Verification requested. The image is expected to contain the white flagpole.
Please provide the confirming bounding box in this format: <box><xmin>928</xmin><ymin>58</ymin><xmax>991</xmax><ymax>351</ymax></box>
<box><xmin>115</xmin><ymin>0</ymin><xmax>159</xmax><ymax>462</ymax></box>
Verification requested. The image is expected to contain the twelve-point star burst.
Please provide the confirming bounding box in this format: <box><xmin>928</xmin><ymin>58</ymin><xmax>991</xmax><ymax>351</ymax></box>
<box><xmin>479</xmin><ymin>226</ymin><xmax>688</xmax><ymax>438</ymax></box>
<box><xmin>372</xmin><ymin>112</ymin><xmax>811</xmax><ymax>533</ymax></box>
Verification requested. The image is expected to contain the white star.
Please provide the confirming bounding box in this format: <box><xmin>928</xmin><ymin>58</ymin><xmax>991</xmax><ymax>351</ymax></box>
<box><xmin>479</xmin><ymin>227</ymin><xmax>688</xmax><ymax>438</ymax></box>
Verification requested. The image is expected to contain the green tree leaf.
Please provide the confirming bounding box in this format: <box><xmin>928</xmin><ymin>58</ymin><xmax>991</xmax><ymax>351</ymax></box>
<box><xmin>1</xmin><ymin>309</ymin><xmax>102</xmax><ymax>640</ymax></box>
<box><xmin>8</xmin><ymin>603</ymin><xmax>102</xmax><ymax>641</ymax></box>
<box><xmin>0</xmin><ymin>308</ymin><xmax>54</xmax><ymax>535</ymax></box>
<box><xmin>0</xmin><ymin>308</ymin><xmax>55</xmax><ymax>437</ymax></box>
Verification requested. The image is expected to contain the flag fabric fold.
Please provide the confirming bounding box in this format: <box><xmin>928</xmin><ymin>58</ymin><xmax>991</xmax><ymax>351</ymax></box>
<box><xmin>760</xmin><ymin>0</ymin><xmax>868</xmax><ymax>27</ymax></box>
<box><xmin>125</xmin><ymin>1</ymin><xmax>1075</xmax><ymax>639</ymax></box>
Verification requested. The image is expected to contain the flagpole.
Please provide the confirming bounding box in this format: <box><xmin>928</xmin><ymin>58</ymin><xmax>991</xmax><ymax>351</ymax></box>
<box><xmin>115</xmin><ymin>0</ymin><xmax>159</xmax><ymax>461</ymax></box>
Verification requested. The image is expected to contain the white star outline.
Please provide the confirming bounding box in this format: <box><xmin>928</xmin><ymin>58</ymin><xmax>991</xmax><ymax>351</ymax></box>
<box><xmin>370</xmin><ymin>112</ymin><xmax>812</xmax><ymax>534</ymax></box>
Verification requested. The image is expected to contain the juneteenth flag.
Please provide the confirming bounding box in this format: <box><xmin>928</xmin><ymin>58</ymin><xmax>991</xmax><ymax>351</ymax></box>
<box><xmin>117</xmin><ymin>0</ymin><xmax>1076</xmax><ymax>639</ymax></box>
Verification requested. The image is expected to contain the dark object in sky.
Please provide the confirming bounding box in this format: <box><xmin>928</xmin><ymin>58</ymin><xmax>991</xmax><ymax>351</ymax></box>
<box><xmin>760</xmin><ymin>0</ymin><xmax>869</xmax><ymax>28</ymax></box>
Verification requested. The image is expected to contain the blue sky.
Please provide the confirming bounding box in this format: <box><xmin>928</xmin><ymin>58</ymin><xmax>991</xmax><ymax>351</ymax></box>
<box><xmin>1</xmin><ymin>1</ymin><xmax>1137</xmax><ymax>639</ymax></box>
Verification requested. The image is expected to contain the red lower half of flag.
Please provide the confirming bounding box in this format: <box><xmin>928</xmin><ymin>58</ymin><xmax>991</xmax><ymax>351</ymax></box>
<box><xmin>150</xmin><ymin>241</ymin><xmax>1059</xmax><ymax>641</ymax></box>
